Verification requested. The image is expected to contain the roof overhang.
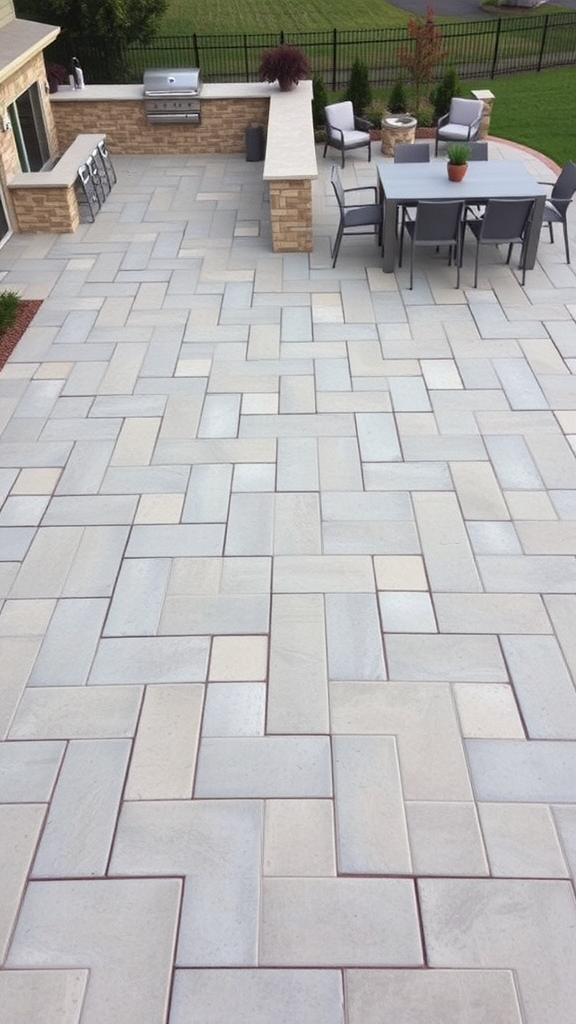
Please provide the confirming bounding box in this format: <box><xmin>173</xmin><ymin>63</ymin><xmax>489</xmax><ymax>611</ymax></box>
<box><xmin>0</xmin><ymin>18</ymin><xmax>60</xmax><ymax>87</ymax></box>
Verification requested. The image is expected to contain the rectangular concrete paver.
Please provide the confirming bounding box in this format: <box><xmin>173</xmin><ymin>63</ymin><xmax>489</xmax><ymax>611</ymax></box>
<box><xmin>261</xmin><ymin>877</ymin><xmax>423</xmax><ymax>966</ymax></box>
<box><xmin>171</xmin><ymin>969</ymin><xmax>344</xmax><ymax>1024</ymax></box>
<box><xmin>346</xmin><ymin>968</ymin><xmax>523</xmax><ymax>1024</ymax></box>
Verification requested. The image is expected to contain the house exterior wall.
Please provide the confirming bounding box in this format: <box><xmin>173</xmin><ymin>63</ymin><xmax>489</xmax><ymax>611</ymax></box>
<box><xmin>0</xmin><ymin>1</ymin><xmax>15</xmax><ymax>30</ymax></box>
<box><xmin>0</xmin><ymin>51</ymin><xmax>59</xmax><ymax>227</ymax></box>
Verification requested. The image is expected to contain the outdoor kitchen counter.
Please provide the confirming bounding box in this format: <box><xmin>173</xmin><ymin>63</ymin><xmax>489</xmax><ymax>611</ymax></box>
<box><xmin>49</xmin><ymin>81</ymin><xmax>317</xmax><ymax>178</ymax></box>
<box><xmin>50</xmin><ymin>80</ymin><xmax>318</xmax><ymax>252</ymax></box>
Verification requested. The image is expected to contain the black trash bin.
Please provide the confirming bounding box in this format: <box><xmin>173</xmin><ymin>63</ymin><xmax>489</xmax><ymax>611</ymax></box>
<box><xmin>245</xmin><ymin>124</ymin><xmax>265</xmax><ymax>162</ymax></box>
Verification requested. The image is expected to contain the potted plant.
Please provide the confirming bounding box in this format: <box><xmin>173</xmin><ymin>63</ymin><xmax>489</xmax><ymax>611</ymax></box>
<box><xmin>258</xmin><ymin>44</ymin><xmax>309</xmax><ymax>92</ymax></box>
<box><xmin>446</xmin><ymin>141</ymin><xmax>471</xmax><ymax>181</ymax></box>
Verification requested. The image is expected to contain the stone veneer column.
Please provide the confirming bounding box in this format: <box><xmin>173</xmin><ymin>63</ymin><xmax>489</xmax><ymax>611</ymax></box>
<box><xmin>471</xmin><ymin>90</ymin><xmax>495</xmax><ymax>140</ymax></box>
<box><xmin>269</xmin><ymin>179</ymin><xmax>313</xmax><ymax>253</ymax></box>
<box><xmin>381</xmin><ymin>115</ymin><xmax>418</xmax><ymax>157</ymax></box>
<box><xmin>9</xmin><ymin>185</ymin><xmax>79</xmax><ymax>232</ymax></box>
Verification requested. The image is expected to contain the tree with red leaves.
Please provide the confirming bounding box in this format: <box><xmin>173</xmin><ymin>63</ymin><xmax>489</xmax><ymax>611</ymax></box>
<box><xmin>399</xmin><ymin>6</ymin><xmax>447</xmax><ymax>116</ymax></box>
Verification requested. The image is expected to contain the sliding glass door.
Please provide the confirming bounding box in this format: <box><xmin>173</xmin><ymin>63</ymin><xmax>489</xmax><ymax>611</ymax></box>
<box><xmin>8</xmin><ymin>82</ymin><xmax>50</xmax><ymax>172</ymax></box>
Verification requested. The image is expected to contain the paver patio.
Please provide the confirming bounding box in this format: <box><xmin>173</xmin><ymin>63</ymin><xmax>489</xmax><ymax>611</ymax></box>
<box><xmin>1</xmin><ymin>138</ymin><xmax>576</xmax><ymax>1023</ymax></box>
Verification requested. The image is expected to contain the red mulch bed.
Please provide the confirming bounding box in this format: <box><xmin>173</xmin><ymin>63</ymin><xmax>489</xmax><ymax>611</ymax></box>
<box><xmin>0</xmin><ymin>299</ymin><xmax>43</xmax><ymax>372</ymax></box>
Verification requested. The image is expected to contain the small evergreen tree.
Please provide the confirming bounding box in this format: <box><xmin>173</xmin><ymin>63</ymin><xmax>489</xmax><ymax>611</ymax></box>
<box><xmin>345</xmin><ymin>58</ymin><xmax>372</xmax><ymax>117</ymax></box>
<box><xmin>430</xmin><ymin>66</ymin><xmax>460</xmax><ymax>123</ymax></box>
<box><xmin>312</xmin><ymin>75</ymin><xmax>329</xmax><ymax>128</ymax></box>
<box><xmin>387</xmin><ymin>77</ymin><xmax>409</xmax><ymax>114</ymax></box>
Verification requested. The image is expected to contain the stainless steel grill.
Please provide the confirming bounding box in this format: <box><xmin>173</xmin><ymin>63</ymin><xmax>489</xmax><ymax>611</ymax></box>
<box><xmin>143</xmin><ymin>68</ymin><xmax>202</xmax><ymax>124</ymax></box>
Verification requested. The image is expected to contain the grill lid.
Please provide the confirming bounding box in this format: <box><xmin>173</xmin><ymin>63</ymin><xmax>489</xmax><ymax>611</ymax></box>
<box><xmin>143</xmin><ymin>67</ymin><xmax>201</xmax><ymax>96</ymax></box>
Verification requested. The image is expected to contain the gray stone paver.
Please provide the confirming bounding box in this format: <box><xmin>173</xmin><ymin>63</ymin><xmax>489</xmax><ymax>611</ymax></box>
<box><xmin>1</xmin><ymin>140</ymin><xmax>576</xmax><ymax>1022</ymax></box>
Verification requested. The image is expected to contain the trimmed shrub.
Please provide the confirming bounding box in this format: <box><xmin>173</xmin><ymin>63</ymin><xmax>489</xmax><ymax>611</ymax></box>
<box><xmin>430</xmin><ymin>66</ymin><xmax>461</xmax><ymax>123</ymax></box>
<box><xmin>312</xmin><ymin>74</ymin><xmax>328</xmax><ymax>127</ymax></box>
<box><xmin>387</xmin><ymin>77</ymin><xmax>409</xmax><ymax>114</ymax></box>
<box><xmin>344</xmin><ymin>58</ymin><xmax>372</xmax><ymax>117</ymax></box>
<box><xmin>0</xmin><ymin>290</ymin><xmax>20</xmax><ymax>333</ymax></box>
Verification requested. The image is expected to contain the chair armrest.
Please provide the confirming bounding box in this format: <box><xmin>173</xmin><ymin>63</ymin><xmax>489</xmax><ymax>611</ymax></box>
<box><xmin>465</xmin><ymin>116</ymin><xmax>482</xmax><ymax>139</ymax></box>
<box><xmin>437</xmin><ymin>112</ymin><xmax>450</xmax><ymax>130</ymax></box>
<box><xmin>327</xmin><ymin>125</ymin><xmax>345</xmax><ymax>143</ymax></box>
<box><xmin>354</xmin><ymin>116</ymin><xmax>372</xmax><ymax>132</ymax></box>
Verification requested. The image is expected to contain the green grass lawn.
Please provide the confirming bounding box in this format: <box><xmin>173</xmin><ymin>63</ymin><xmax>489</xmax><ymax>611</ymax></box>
<box><xmin>465</xmin><ymin>66</ymin><xmax>576</xmax><ymax>166</ymax></box>
<box><xmin>160</xmin><ymin>0</ymin><xmax>427</xmax><ymax>34</ymax></box>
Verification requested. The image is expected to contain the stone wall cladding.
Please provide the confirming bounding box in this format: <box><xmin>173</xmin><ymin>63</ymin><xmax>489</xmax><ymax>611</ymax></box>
<box><xmin>0</xmin><ymin>53</ymin><xmax>59</xmax><ymax>226</ymax></box>
<box><xmin>269</xmin><ymin>179</ymin><xmax>313</xmax><ymax>253</ymax></box>
<box><xmin>52</xmin><ymin>98</ymin><xmax>269</xmax><ymax>155</ymax></box>
<box><xmin>10</xmin><ymin>185</ymin><xmax>79</xmax><ymax>233</ymax></box>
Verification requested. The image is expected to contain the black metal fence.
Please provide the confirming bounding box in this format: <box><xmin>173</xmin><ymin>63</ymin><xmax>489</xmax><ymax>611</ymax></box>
<box><xmin>46</xmin><ymin>13</ymin><xmax>576</xmax><ymax>89</ymax></box>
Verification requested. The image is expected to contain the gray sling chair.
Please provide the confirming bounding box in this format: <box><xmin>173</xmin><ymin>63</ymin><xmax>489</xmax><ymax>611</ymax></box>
<box><xmin>393</xmin><ymin>143</ymin><xmax>431</xmax><ymax>237</ymax></box>
<box><xmin>323</xmin><ymin>102</ymin><xmax>372</xmax><ymax>168</ymax></box>
<box><xmin>538</xmin><ymin>160</ymin><xmax>576</xmax><ymax>264</ymax></box>
<box><xmin>399</xmin><ymin>199</ymin><xmax>465</xmax><ymax>289</ymax></box>
<box><xmin>393</xmin><ymin>142</ymin><xmax>430</xmax><ymax>163</ymax></box>
<box><xmin>329</xmin><ymin>165</ymin><xmax>382</xmax><ymax>267</ymax></box>
<box><xmin>465</xmin><ymin>197</ymin><xmax>536</xmax><ymax>287</ymax></box>
<box><xmin>467</xmin><ymin>141</ymin><xmax>489</xmax><ymax>160</ymax></box>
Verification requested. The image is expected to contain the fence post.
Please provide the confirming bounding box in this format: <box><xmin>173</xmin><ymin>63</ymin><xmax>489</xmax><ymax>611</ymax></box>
<box><xmin>243</xmin><ymin>35</ymin><xmax>250</xmax><ymax>81</ymax></box>
<box><xmin>192</xmin><ymin>33</ymin><xmax>199</xmax><ymax>68</ymax></box>
<box><xmin>490</xmin><ymin>18</ymin><xmax>502</xmax><ymax>79</ymax></box>
<box><xmin>332</xmin><ymin>28</ymin><xmax>338</xmax><ymax>92</ymax></box>
<box><xmin>537</xmin><ymin>14</ymin><xmax>549</xmax><ymax>72</ymax></box>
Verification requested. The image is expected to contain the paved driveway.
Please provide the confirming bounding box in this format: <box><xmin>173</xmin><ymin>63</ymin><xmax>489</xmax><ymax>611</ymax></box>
<box><xmin>392</xmin><ymin>0</ymin><xmax>576</xmax><ymax>16</ymax></box>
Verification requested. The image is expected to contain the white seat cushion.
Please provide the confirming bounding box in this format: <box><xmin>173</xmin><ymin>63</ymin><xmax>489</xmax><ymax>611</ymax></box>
<box><xmin>341</xmin><ymin>129</ymin><xmax>370</xmax><ymax>145</ymax></box>
<box><xmin>437</xmin><ymin>124</ymin><xmax>473</xmax><ymax>141</ymax></box>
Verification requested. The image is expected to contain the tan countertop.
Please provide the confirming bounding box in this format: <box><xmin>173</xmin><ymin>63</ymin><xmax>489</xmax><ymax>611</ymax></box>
<box><xmin>8</xmin><ymin>133</ymin><xmax>104</xmax><ymax>189</ymax></box>
<box><xmin>50</xmin><ymin>82</ymin><xmax>278</xmax><ymax>102</ymax></box>
<box><xmin>264</xmin><ymin>80</ymin><xmax>317</xmax><ymax>182</ymax></box>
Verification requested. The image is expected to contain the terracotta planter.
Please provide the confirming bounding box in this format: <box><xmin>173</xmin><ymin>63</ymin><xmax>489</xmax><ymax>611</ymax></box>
<box><xmin>447</xmin><ymin>163</ymin><xmax>468</xmax><ymax>182</ymax></box>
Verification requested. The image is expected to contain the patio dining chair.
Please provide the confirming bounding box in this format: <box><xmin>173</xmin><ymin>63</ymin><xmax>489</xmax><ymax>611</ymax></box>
<box><xmin>538</xmin><ymin>160</ymin><xmax>576</xmax><ymax>263</ymax></box>
<box><xmin>399</xmin><ymin>199</ymin><xmax>465</xmax><ymax>289</ymax></box>
<box><xmin>435</xmin><ymin>97</ymin><xmax>483</xmax><ymax>156</ymax></box>
<box><xmin>393</xmin><ymin>142</ymin><xmax>430</xmax><ymax>163</ymax></box>
<box><xmin>329</xmin><ymin>165</ymin><xmax>382</xmax><ymax>267</ymax></box>
<box><xmin>323</xmin><ymin>101</ymin><xmax>372</xmax><ymax>168</ymax></box>
<box><xmin>393</xmin><ymin>142</ymin><xmax>431</xmax><ymax>237</ymax></box>
<box><xmin>465</xmin><ymin>197</ymin><xmax>536</xmax><ymax>287</ymax></box>
<box><xmin>467</xmin><ymin>141</ymin><xmax>489</xmax><ymax>160</ymax></box>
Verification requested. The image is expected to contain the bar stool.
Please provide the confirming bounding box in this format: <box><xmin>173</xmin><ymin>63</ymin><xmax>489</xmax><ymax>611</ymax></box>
<box><xmin>86</xmin><ymin>153</ymin><xmax>106</xmax><ymax>206</ymax></box>
<box><xmin>75</xmin><ymin>163</ymin><xmax>100</xmax><ymax>222</ymax></box>
<box><xmin>97</xmin><ymin>139</ymin><xmax>117</xmax><ymax>188</ymax></box>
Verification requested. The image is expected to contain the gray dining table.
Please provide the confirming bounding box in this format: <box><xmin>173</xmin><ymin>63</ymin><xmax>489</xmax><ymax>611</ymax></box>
<box><xmin>377</xmin><ymin>159</ymin><xmax>547</xmax><ymax>273</ymax></box>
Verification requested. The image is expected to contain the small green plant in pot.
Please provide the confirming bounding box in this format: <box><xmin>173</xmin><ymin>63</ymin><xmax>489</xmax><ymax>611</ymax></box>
<box><xmin>446</xmin><ymin>142</ymin><xmax>471</xmax><ymax>181</ymax></box>
<box><xmin>258</xmin><ymin>44</ymin><xmax>309</xmax><ymax>92</ymax></box>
